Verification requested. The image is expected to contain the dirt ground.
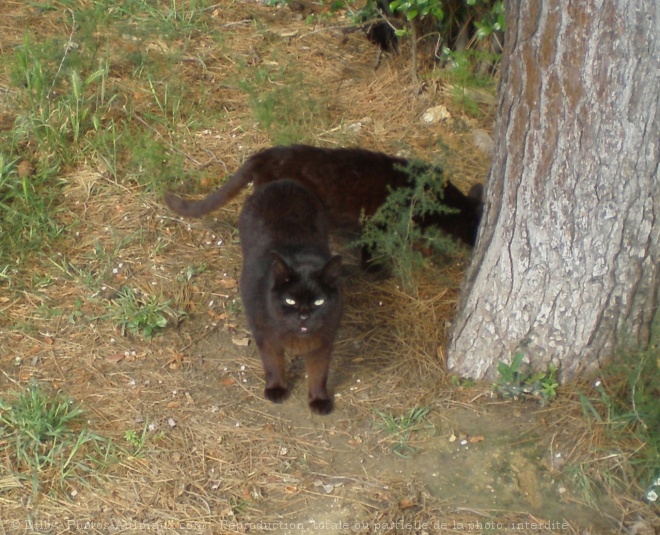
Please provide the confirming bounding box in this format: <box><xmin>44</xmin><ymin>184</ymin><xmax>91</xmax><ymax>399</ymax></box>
<box><xmin>0</xmin><ymin>1</ymin><xmax>656</xmax><ymax>534</ymax></box>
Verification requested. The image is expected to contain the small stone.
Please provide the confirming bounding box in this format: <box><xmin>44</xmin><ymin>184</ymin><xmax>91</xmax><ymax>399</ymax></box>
<box><xmin>473</xmin><ymin>129</ymin><xmax>494</xmax><ymax>155</ymax></box>
<box><xmin>421</xmin><ymin>105</ymin><xmax>451</xmax><ymax>123</ymax></box>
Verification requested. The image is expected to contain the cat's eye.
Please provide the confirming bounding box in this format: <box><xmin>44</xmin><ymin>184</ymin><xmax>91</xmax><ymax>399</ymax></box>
<box><xmin>284</xmin><ymin>298</ymin><xmax>296</xmax><ymax>306</ymax></box>
<box><xmin>313</xmin><ymin>298</ymin><xmax>325</xmax><ymax>306</ymax></box>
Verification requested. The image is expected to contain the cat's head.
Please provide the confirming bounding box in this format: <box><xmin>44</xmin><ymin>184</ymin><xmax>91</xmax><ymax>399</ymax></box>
<box><xmin>269</xmin><ymin>251</ymin><xmax>342</xmax><ymax>336</ymax></box>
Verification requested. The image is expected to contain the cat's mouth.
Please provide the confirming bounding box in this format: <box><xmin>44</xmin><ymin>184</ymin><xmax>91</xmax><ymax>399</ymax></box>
<box><xmin>299</xmin><ymin>326</ymin><xmax>309</xmax><ymax>334</ymax></box>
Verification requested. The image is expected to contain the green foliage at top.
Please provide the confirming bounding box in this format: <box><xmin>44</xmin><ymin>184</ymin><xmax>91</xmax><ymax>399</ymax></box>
<box><xmin>355</xmin><ymin>159</ymin><xmax>459</xmax><ymax>289</ymax></box>
<box><xmin>93</xmin><ymin>0</ymin><xmax>215</xmax><ymax>41</ymax></box>
<box><xmin>358</xmin><ymin>0</ymin><xmax>505</xmax><ymax>41</ymax></box>
<box><xmin>389</xmin><ymin>0</ymin><xmax>444</xmax><ymax>24</ymax></box>
<box><xmin>471</xmin><ymin>0</ymin><xmax>505</xmax><ymax>39</ymax></box>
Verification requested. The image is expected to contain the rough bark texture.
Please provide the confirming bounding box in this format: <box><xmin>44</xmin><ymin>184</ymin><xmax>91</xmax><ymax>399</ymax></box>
<box><xmin>447</xmin><ymin>0</ymin><xmax>660</xmax><ymax>381</ymax></box>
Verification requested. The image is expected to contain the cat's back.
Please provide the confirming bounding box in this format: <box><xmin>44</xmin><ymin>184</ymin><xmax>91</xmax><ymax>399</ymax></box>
<box><xmin>246</xmin><ymin>145</ymin><xmax>409</xmax><ymax>229</ymax></box>
<box><xmin>248</xmin><ymin>145</ymin><xmax>408</xmax><ymax>188</ymax></box>
<box><xmin>239</xmin><ymin>179</ymin><xmax>330</xmax><ymax>257</ymax></box>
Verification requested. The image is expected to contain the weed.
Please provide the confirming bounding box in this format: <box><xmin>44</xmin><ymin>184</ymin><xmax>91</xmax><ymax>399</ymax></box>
<box><xmin>493</xmin><ymin>352</ymin><xmax>559</xmax><ymax>406</ymax></box>
<box><xmin>123</xmin><ymin>424</ymin><xmax>150</xmax><ymax>456</ymax></box>
<box><xmin>451</xmin><ymin>375</ymin><xmax>476</xmax><ymax>388</ymax></box>
<box><xmin>374</xmin><ymin>406</ymin><xmax>432</xmax><ymax>457</ymax></box>
<box><xmin>108</xmin><ymin>286</ymin><xmax>181</xmax><ymax>339</ymax></box>
<box><xmin>144</xmin><ymin>75</ymin><xmax>199</xmax><ymax>132</ymax></box>
<box><xmin>0</xmin><ymin>382</ymin><xmax>112</xmax><ymax>494</ymax></box>
<box><xmin>0</xmin><ymin>4</ymin><xmax>207</xmax><ymax>270</ymax></box>
<box><xmin>355</xmin><ymin>159</ymin><xmax>459</xmax><ymax>289</ymax></box>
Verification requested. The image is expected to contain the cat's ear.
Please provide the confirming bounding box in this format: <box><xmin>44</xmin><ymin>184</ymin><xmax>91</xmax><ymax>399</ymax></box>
<box><xmin>271</xmin><ymin>251</ymin><xmax>293</xmax><ymax>284</ymax></box>
<box><xmin>321</xmin><ymin>255</ymin><xmax>342</xmax><ymax>285</ymax></box>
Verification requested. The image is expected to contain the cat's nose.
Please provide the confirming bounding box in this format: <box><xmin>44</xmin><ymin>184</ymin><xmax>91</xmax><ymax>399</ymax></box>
<box><xmin>299</xmin><ymin>313</ymin><xmax>309</xmax><ymax>321</ymax></box>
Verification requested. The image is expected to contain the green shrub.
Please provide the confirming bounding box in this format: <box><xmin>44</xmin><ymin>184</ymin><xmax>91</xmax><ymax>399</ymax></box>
<box><xmin>355</xmin><ymin>159</ymin><xmax>458</xmax><ymax>288</ymax></box>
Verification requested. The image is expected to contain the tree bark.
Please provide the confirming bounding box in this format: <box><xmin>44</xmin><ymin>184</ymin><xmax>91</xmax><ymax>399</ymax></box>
<box><xmin>447</xmin><ymin>0</ymin><xmax>660</xmax><ymax>381</ymax></box>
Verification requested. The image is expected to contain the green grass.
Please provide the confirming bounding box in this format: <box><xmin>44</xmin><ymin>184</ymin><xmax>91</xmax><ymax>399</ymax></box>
<box><xmin>0</xmin><ymin>1</ymin><xmax>217</xmax><ymax>273</ymax></box>
<box><xmin>374</xmin><ymin>406</ymin><xmax>432</xmax><ymax>457</ymax></box>
<box><xmin>570</xmin><ymin>314</ymin><xmax>660</xmax><ymax>507</ymax></box>
<box><xmin>0</xmin><ymin>31</ymin><xmax>114</xmax><ymax>269</ymax></box>
<box><xmin>0</xmin><ymin>382</ymin><xmax>113</xmax><ymax>495</ymax></box>
<box><xmin>176</xmin><ymin>262</ymin><xmax>209</xmax><ymax>283</ymax></box>
<box><xmin>240</xmin><ymin>65</ymin><xmax>329</xmax><ymax>145</ymax></box>
<box><xmin>111</xmin><ymin>0</ymin><xmax>215</xmax><ymax>41</ymax></box>
<box><xmin>0</xmin><ymin>154</ymin><xmax>65</xmax><ymax>270</ymax></box>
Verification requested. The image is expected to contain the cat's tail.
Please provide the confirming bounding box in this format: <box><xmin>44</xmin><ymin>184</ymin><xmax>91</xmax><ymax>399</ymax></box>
<box><xmin>164</xmin><ymin>169</ymin><xmax>251</xmax><ymax>218</ymax></box>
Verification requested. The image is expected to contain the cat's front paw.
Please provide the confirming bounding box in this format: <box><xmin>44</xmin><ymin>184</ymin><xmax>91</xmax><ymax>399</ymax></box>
<box><xmin>309</xmin><ymin>398</ymin><xmax>333</xmax><ymax>415</ymax></box>
<box><xmin>265</xmin><ymin>387</ymin><xmax>290</xmax><ymax>404</ymax></box>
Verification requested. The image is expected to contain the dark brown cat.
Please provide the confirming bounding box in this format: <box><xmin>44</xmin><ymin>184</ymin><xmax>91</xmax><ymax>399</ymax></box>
<box><xmin>239</xmin><ymin>179</ymin><xmax>343</xmax><ymax>415</ymax></box>
<box><xmin>165</xmin><ymin>145</ymin><xmax>483</xmax><ymax>247</ymax></box>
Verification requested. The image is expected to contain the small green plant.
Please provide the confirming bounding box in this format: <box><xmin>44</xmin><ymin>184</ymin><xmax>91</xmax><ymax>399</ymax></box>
<box><xmin>355</xmin><ymin>159</ymin><xmax>459</xmax><ymax>289</ymax></box>
<box><xmin>176</xmin><ymin>262</ymin><xmax>208</xmax><ymax>283</ymax></box>
<box><xmin>374</xmin><ymin>406</ymin><xmax>431</xmax><ymax>457</ymax></box>
<box><xmin>0</xmin><ymin>382</ymin><xmax>112</xmax><ymax>493</ymax></box>
<box><xmin>123</xmin><ymin>424</ymin><xmax>150</xmax><ymax>456</ymax></box>
<box><xmin>493</xmin><ymin>352</ymin><xmax>559</xmax><ymax>406</ymax></box>
<box><xmin>109</xmin><ymin>287</ymin><xmax>178</xmax><ymax>339</ymax></box>
<box><xmin>450</xmin><ymin>375</ymin><xmax>475</xmax><ymax>388</ymax></box>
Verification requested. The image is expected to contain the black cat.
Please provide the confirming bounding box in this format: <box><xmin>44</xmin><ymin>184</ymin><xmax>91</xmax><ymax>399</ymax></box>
<box><xmin>165</xmin><ymin>145</ymin><xmax>483</xmax><ymax>247</ymax></box>
<box><xmin>238</xmin><ymin>179</ymin><xmax>343</xmax><ymax>415</ymax></box>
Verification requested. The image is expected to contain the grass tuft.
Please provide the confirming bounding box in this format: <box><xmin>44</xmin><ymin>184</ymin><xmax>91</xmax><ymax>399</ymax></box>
<box><xmin>108</xmin><ymin>286</ymin><xmax>184</xmax><ymax>339</ymax></box>
<box><xmin>570</xmin><ymin>313</ymin><xmax>660</xmax><ymax>508</ymax></box>
<box><xmin>374</xmin><ymin>405</ymin><xmax>432</xmax><ymax>457</ymax></box>
<box><xmin>0</xmin><ymin>382</ymin><xmax>112</xmax><ymax>494</ymax></box>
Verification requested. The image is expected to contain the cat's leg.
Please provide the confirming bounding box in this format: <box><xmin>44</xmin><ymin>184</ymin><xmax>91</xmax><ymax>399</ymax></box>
<box><xmin>257</xmin><ymin>339</ymin><xmax>290</xmax><ymax>403</ymax></box>
<box><xmin>304</xmin><ymin>349</ymin><xmax>333</xmax><ymax>415</ymax></box>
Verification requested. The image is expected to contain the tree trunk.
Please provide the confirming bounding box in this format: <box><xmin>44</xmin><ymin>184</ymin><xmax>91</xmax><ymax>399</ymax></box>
<box><xmin>447</xmin><ymin>0</ymin><xmax>660</xmax><ymax>381</ymax></box>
